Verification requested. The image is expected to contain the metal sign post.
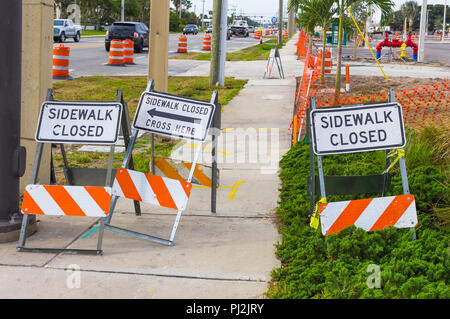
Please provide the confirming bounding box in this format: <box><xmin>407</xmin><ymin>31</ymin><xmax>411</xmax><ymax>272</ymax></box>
<box><xmin>97</xmin><ymin>79</ymin><xmax>219</xmax><ymax>248</ymax></box>
<box><xmin>17</xmin><ymin>89</ymin><xmax>138</xmax><ymax>255</ymax></box>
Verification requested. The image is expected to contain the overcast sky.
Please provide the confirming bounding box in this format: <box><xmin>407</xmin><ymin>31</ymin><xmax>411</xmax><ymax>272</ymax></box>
<box><xmin>187</xmin><ymin>0</ymin><xmax>447</xmax><ymax>18</ymax></box>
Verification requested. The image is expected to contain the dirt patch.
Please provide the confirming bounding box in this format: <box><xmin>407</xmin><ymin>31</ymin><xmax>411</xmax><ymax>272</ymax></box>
<box><xmin>319</xmin><ymin>75</ymin><xmax>445</xmax><ymax>95</ymax></box>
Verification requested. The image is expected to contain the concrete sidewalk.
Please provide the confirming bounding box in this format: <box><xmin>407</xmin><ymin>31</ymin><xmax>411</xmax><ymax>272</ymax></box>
<box><xmin>0</xmin><ymin>35</ymin><xmax>302</xmax><ymax>298</ymax></box>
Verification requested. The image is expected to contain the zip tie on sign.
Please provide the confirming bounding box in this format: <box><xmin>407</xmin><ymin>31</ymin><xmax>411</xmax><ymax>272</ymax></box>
<box><xmin>384</xmin><ymin>149</ymin><xmax>405</xmax><ymax>173</ymax></box>
<box><xmin>310</xmin><ymin>197</ymin><xmax>327</xmax><ymax>230</ymax></box>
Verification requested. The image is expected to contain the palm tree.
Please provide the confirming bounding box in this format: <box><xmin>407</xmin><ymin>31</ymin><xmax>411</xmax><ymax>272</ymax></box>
<box><xmin>290</xmin><ymin>0</ymin><xmax>336</xmax><ymax>82</ymax></box>
<box><xmin>400</xmin><ymin>1</ymin><xmax>420</xmax><ymax>32</ymax></box>
<box><xmin>333</xmin><ymin>0</ymin><xmax>394</xmax><ymax>103</ymax></box>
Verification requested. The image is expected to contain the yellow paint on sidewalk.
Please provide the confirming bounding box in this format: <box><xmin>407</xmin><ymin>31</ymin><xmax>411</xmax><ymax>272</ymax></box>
<box><xmin>227</xmin><ymin>180</ymin><xmax>244</xmax><ymax>199</ymax></box>
<box><xmin>186</xmin><ymin>143</ymin><xmax>231</xmax><ymax>156</ymax></box>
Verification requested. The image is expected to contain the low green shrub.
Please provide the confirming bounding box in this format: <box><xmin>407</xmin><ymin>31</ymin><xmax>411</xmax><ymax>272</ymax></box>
<box><xmin>268</xmin><ymin>126</ymin><xmax>449</xmax><ymax>299</ymax></box>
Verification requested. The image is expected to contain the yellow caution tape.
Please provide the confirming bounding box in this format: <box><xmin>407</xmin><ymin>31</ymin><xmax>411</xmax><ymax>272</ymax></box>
<box><xmin>384</xmin><ymin>149</ymin><xmax>405</xmax><ymax>173</ymax></box>
<box><xmin>345</xmin><ymin>4</ymin><xmax>390</xmax><ymax>83</ymax></box>
<box><xmin>310</xmin><ymin>197</ymin><xmax>327</xmax><ymax>229</ymax></box>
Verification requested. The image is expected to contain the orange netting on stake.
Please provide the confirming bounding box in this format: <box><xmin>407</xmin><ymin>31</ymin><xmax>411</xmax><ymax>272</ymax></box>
<box><xmin>291</xmin><ymin>30</ymin><xmax>450</xmax><ymax>146</ymax></box>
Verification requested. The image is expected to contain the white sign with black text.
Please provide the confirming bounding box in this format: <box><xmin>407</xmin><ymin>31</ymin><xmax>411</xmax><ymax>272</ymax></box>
<box><xmin>310</xmin><ymin>103</ymin><xmax>406</xmax><ymax>155</ymax></box>
<box><xmin>35</xmin><ymin>101</ymin><xmax>122</xmax><ymax>144</ymax></box>
<box><xmin>132</xmin><ymin>91</ymin><xmax>215</xmax><ymax>142</ymax></box>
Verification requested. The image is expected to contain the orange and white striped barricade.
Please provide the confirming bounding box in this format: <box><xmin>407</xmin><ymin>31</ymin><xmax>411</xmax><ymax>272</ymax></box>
<box><xmin>319</xmin><ymin>195</ymin><xmax>417</xmax><ymax>236</ymax></box>
<box><xmin>107</xmin><ymin>39</ymin><xmax>125</xmax><ymax>66</ymax></box>
<box><xmin>177</xmin><ymin>35</ymin><xmax>188</xmax><ymax>53</ymax></box>
<box><xmin>202</xmin><ymin>34</ymin><xmax>211</xmax><ymax>51</ymax></box>
<box><xmin>122</xmin><ymin>39</ymin><xmax>135</xmax><ymax>64</ymax></box>
<box><xmin>283</xmin><ymin>30</ymin><xmax>288</xmax><ymax>39</ymax></box>
<box><xmin>52</xmin><ymin>44</ymin><xmax>72</xmax><ymax>80</ymax></box>
<box><xmin>154</xmin><ymin>157</ymin><xmax>219</xmax><ymax>187</ymax></box>
<box><xmin>17</xmin><ymin>89</ymin><xmax>141</xmax><ymax>255</ymax></box>
<box><xmin>263</xmin><ymin>46</ymin><xmax>285</xmax><ymax>79</ymax></box>
<box><xmin>96</xmin><ymin>79</ymin><xmax>219</xmax><ymax>247</ymax></box>
<box><xmin>307</xmin><ymin>92</ymin><xmax>417</xmax><ymax>239</ymax></box>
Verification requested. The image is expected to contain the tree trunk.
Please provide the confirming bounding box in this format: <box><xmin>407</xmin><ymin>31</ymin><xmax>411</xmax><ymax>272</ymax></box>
<box><xmin>334</xmin><ymin>2</ymin><xmax>344</xmax><ymax>104</ymax></box>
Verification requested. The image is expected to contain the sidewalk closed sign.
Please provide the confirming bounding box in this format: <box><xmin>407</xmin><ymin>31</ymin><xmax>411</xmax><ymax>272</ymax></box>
<box><xmin>310</xmin><ymin>103</ymin><xmax>406</xmax><ymax>155</ymax></box>
<box><xmin>35</xmin><ymin>101</ymin><xmax>122</xmax><ymax>144</ymax></box>
<box><xmin>133</xmin><ymin>91</ymin><xmax>215</xmax><ymax>142</ymax></box>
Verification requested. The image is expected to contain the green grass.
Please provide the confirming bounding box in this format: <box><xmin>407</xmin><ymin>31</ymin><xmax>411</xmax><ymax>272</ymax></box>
<box><xmin>171</xmin><ymin>38</ymin><xmax>288</xmax><ymax>61</ymax></box>
<box><xmin>82</xmin><ymin>30</ymin><xmax>106</xmax><ymax>36</ymax></box>
<box><xmin>267</xmin><ymin>124</ymin><xmax>450</xmax><ymax>299</ymax></box>
<box><xmin>51</xmin><ymin>76</ymin><xmax>247</xmax><ymax>175</ymax></box>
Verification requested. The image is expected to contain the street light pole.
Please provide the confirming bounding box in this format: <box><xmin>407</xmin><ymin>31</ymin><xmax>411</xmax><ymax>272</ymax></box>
<box><xmin>121</xmin><ymin>0</ymin><xmax>125</xmax><ymax>21</ymax></box>
<box><xmin>418</xmin><ymin>0</ymin><xmax>428</xmax><ymax>62</ymax></box>
<box><xmin>202</xmin><ymin>0</ymin><xmax>205</xmax><ymax>31</ymax></box>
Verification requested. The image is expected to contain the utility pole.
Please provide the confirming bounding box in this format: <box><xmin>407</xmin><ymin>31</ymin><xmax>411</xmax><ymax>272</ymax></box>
<box><xmin>210</xmin><ymin>0</ymin><xmax>223</xmax><ymax>86</ymax></box>
<box><xmin>443</xmin><ymin>0</ymin><xmax>447</xmax><ymax>42</ymax></box>
<box><xmin>418</xmin><ymin>0</ymin><xmax>428</xmax><ymax>62</ymax></box>
<box><xmin>121</xmin><ymin>0</ymin><xmax>125</xmax><ymax>21</ymax></box>
<box><xmin>148</xmin><ymin>0</ymin><xmax>170</xmax><ymax>92</ymax></box>
<box><xmin>218</xmin><ymin>0</ymin><xmax>228</xmax><ymax>86</ymax></box>
<box><xmin>0</xmin><ymin>0</ymin><xmax>26</xmax><ymax>243</ymax></box>
<box><xmin>278</xmin><ymin>0</ymin><xmax>283</xmax><ymax>44</ymax></box>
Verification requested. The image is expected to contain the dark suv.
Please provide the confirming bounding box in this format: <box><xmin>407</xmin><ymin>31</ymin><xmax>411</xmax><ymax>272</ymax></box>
<box><xmin>183</xmin><ymin>24</ymin><xmax>199</xmax><ymax>35</ymax></box>
<box><xmin>105</xmin><ymin>22</ymin><xmax>149</xmax><ymax>53</ymax></box>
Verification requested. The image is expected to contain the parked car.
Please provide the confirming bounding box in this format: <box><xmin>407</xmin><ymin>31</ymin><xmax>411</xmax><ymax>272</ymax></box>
<box><xmin>206</xmin><ymin>25</ymin><xmax>213</xmax><ymax>33</ymax></box>
<box><xmin>105</xmin><ymin>21</ymin><xmax>149</xmax><ymax>53</ymax></box>
<box><xmin>53</xmin><ymin>19</ymin><xmax>82</xmax><ymax>43</ymax></box>
<box><xmin>230</xmin><ymin>20</ymin><xmax>249</xmax><ymax>37</ymax></box>
<box><xmin>248</xmin><ymin>26</ymin><xmax>255</xmax><ymax>33</ymax></box>
<box><xmin>183</xmin><ymin>24</ymin><xmax>199</xmax><ymax>35</ymax></box>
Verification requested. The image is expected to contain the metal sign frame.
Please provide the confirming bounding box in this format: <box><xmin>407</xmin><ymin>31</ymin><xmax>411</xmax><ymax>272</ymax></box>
<box><xmin>307</xmin><ymin>89</ymin><xmax>415</xmax><ymax>238</ymax></box>
<box><xmin>17</xmin><ymin>89</ymin><xmax>140</xmax><ymax>255</ymax></box>
<box><xmin>263</xmin><ymin>46</ymin><xmax>285</xmax><ymax>79</ymax></box>
<box><xmin>96</xmin><ymin>79</ymin><xmax>220</xmax><ymax>249</ymax></box>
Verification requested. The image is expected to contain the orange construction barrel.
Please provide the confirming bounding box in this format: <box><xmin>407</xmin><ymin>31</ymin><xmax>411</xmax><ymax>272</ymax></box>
<box><xmin>177</xmin><ymin>35</ymin><xmax>188</xmax><ymax>53</ymax></box>
<box><xmin>122</xmin><ymin>39</ymin><xmax>135</xmax><ymax>64</ymax></box>
<box><xmin>108</xmin><ymin>39</ymin><xmax>125</xmax><ymax>66</ymax></box>
<box><xmin>52</xmin><ymin>44</ymin><xmax>72</xmax><ymax>79</ymax></box>
<box><xmin>202</xmin><ymin>34</ymin><xmax>211</xmax><ymax>51</ymax></box>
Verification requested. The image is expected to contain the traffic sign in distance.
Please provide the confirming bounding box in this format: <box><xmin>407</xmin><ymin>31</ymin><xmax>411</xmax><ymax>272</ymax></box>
<box><xmin>271</xmin><ymin>16</ymin><xmax>278</xmax><ymax>24</ymax></box>
<box><xmin>310</xmin><ymin>103</ymin><xmax>406</xmax><ymax>155</ymax></box>
<box><xmin>35</xmin><ymin>101</ymin><xmax>122</xmax><ymax>144</ymax></box>
<box><xmin>133</xmin><ymin>91</ymin><xmax>215</xmax><ymax>142</ymax></box>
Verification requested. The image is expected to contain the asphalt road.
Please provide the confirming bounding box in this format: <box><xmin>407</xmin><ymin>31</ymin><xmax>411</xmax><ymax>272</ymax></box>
<box><xmin>59</xmin><ymin>32</ymin><xmax>263</xmax><ymax>78</ymax></box>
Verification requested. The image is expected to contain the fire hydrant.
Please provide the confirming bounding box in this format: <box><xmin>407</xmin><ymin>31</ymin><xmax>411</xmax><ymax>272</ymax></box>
<box><xmin>399</xmin><ymin>42</ymin><xmax>407</xmax><ymax>60</ymax></box>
